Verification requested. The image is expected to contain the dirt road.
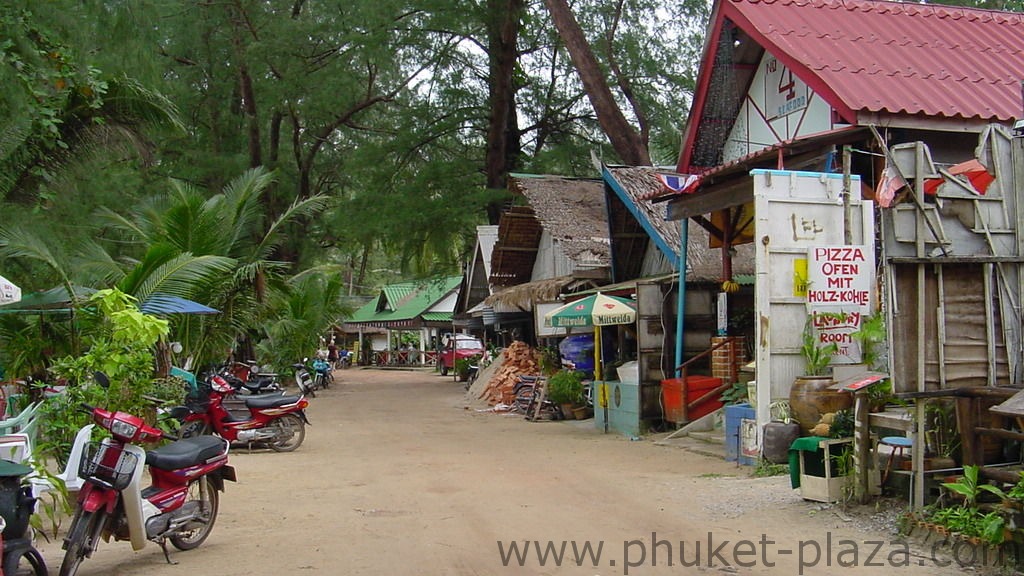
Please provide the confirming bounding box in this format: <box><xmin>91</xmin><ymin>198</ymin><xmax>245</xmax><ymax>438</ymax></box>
<box><xmin>35</xmin><ymin>368</ymin><xmax>975</xmax><ymax>575</ymax></box>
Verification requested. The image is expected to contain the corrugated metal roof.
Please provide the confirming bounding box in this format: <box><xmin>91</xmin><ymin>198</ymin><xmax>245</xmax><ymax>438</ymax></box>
<box><xmin>724</xmin><ymin>0</ymin><xmax>1024</xmax><ymax>123</ymax></box>
<box><xmin>346</xmin><ymin>277</ymin><xmax>461</xmax><ymax>326</ymax></box>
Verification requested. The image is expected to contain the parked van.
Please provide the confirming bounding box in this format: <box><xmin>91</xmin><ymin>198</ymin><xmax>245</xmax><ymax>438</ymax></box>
<box><xmin>438</xmin><ymin>334</ymin><xmax>484</xmax><ymax>376</ymax></box>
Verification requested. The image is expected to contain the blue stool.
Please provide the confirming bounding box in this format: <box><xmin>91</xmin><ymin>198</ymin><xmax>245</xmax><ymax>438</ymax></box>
<box><xmin>880</xmin><ymin>436</ymin><xmax>913</xmax><ymax>486</ymax></box>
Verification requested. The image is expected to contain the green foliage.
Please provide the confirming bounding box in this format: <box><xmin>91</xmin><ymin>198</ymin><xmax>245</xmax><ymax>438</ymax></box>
<box><xmin>925</xmin><ymin>400</ymin><xmax>960</xmax><ymax>458</ymax></box>
<box><xmin>1007</xmin><ymin>471</ymin><xmax>1024</xmax><ymax>500</ymax></box>
<box><xmin>454</xmin><ymin>356</ymin><xmax>476</xmax><ymax>378</ymax></box>
<box><xmin>546</xmin><ymin>370</ymin><xmax>584</xmax><ymax>405</ymax></box>
<box><xmin>537</xmin><ymin>346</ymin><xmax>561</xmax><ymax>376</ymax></box>
<box><xmin>943</xmin><ymin>464</ymin><xmax>984</xmax><ymax>507</ymax></box>
<box><xmin>866</xmin><ymin>378</ymin><xmax>895</xmax><ymax>409</ymax></box>
<box><xmin>255</xmin><ymin>270</ymin><xmax>347</xmax><ymax>374</ymax></box>
<box><xmin>39</xmin><ymin>288</ymin><xmax>171</xmax><ymax>462</ymax></box>
<box><xmin>851</xmin><ymin>314</ymin><xmax>887</xmax><ymax>370</ymax></box>
<box><xmin>752</xmin><ymin>458</ymin><xmax>789</xmax><ymax>478</ymax></box>
<box><xmin>801</xmin><ymin>315</ymin><xmax>838</xmax><ymax>376</ymax></box>
<box><xmin>829</xmin><ymin>409</ymin><xmax>854</xmax><ymax>439</ymax></box>
<box><xmin>27</xmin><ymin>466</ymin><xmax>71</xmax><ymax>541</ymax></box>
<box><xmin>720</xmin><ymin>380</ymin><xmax>748</xmax><ymax>405</ymax></box>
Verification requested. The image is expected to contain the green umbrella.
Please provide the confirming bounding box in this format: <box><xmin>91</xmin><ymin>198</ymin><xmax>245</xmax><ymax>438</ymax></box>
<box><xmin>543</xmin><ymin>293</ymin><xmax>636</xmax><ymax>328</ymax></box>
<box><xmin>544</xmin><ymin>293</ymin><xmax>636</xmax><ymax>434</ymax></box>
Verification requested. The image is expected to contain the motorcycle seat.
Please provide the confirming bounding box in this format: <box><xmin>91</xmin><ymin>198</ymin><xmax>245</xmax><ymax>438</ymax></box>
<box><xmin>147</xmin><ymin>436</ymin><xmax>228</xmax><ymax>471</ymax></box>
<box><xmin>244</xmin><ymin>394</ymin><xmax>304</xmax><ymax>409</ymax></box>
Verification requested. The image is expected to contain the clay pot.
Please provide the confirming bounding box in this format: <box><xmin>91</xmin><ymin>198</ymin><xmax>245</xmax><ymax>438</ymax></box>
<box><xmin>762</xmin><ymin>421</ymin><xmax>801</xmax><ymax>464</ymax></box>
<box><xmin>789</xmin><ymin>375</ymin><xmax>853</xmax><ymax>435</ymax></box>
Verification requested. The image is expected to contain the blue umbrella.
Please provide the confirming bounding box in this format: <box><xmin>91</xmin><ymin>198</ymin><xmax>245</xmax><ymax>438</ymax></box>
<box><xmin>140</xmin><ymin>294</ymin><xmax>219</xmax><ymax>315</ymax></box>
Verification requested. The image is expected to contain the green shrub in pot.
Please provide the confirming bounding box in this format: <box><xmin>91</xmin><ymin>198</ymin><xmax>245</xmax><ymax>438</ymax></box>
<box><xmin>546</xmin><ymin>370</ymin><xmax>584</xmax><ymax>405</ymax></box>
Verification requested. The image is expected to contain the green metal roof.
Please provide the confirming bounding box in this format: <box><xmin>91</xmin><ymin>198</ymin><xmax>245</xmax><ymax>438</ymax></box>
<box><xmin>346</xmin><ymin>276</ymin><xmax>461</xmax><ymax>326</ymax></box>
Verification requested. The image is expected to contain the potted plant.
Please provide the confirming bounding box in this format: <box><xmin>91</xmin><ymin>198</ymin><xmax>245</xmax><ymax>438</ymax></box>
<box><xmin>789</xmin><ymin>314</ymin><xmax>851</xmax><ymax>434</ymax></box>
<box><xmin>454</xmin><ymin>357</ymin><xmax>472</xmax><ymax>382</ymax></box>
<box><xmin>546</xmin><ymin>370</ymin><xmax>584</xmax><ymax>420</ymax></box>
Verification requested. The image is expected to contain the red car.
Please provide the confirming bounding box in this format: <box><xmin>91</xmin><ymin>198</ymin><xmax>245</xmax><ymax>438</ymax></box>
<box><xmin>438</xmin><ymin>334</ymin><xmax>484</xmax><ymax>376</ymax></box>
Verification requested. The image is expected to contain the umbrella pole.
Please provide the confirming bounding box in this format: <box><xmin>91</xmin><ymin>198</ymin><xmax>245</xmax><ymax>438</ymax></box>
<box><xmin>596</xmin><ymin>326</ymin><xmax>609</xmax><ymax>433</ymax></box>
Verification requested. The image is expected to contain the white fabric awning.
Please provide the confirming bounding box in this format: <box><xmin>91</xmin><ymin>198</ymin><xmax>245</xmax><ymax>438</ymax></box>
<box><xmin>0</xmin><ymin>276</ymin><xmax>21</xmax><ymax>305</ymax></box>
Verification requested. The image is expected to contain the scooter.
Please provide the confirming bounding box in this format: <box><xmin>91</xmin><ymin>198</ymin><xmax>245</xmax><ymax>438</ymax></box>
<box><xmin>60</xmin><ymin>374</ymin><xmax>236</xmax><ymax>576</ymax></box>
<box><xmin>175</xmin><ymin>372</ymin><xmax>310</xmax><ymax>452</ymax></box>
<box><xmin>292</xmin><ymin>361</ymin><xmax>316</xmax><ymax>397</ymax></box>
<box><xmin>0</xmin><ymin>460</ymin><xmax>47</xmax><ymax>576</ymax></box>
<box><xmin>223</xmin><ymin>361</ymin><xmax>283</xmax><ymax>395</ymax></box>
<box><xmin>312</xmin><ymin>357</ymin><xmax>333</xmax><ymax>390</ymax></box>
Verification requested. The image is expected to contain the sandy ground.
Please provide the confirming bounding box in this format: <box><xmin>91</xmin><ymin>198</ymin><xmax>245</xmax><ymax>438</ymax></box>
<box><xmin>29</xmin><ymin>368</ymin><xmax>988</xmax><ymax>575</ymax></box>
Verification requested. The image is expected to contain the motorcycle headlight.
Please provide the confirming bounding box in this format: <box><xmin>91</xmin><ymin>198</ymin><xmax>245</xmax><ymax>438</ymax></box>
<box><xmin>111</xmin><ymin>419</ymin><xmax>139</xmax><ymax>439</ymax></box>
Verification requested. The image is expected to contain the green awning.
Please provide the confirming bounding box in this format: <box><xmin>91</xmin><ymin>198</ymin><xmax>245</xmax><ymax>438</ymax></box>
<box><xmin>0</xmin><ymin>285</ymin><xmax>97</xmax><ymax>315</ymax></box>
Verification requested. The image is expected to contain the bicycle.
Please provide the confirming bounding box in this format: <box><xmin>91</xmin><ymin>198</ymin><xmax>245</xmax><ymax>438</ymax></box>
<box><xmin>511</xmin><ymin>375</ymin><xmax>562</xmax><ymax>420</ymax></box>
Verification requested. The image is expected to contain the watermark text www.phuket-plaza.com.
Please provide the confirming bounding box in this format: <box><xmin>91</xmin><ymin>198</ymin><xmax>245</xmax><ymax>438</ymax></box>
<box><xmin>495</xmin><ymin>532</ymin><xmax>1014</xmax><ymax>574</ymax></box>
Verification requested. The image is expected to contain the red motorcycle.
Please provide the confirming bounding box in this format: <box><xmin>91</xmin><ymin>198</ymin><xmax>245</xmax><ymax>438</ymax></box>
<box><xmin>174</xmin><ymin>372</ymin><xmax>310</xmax><ymax>452</ymax></box>
<box><xmin>60</xmin><ymin>379</ymin><xmax>236</xmax><ymax>576</ymax></box>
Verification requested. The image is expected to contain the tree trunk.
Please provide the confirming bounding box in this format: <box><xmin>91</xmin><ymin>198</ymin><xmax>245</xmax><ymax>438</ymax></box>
<box><xmin>484</xmin><ymin>0</ymin><xmax>524</xmax><ymax>225</ymax></box>
<box><xmin>543</xmin><ymin>0</ymin><xmax>651</xmax><ymax>166</ymax></box>
<box><xmin>229</xmin><ymin>5</ymin><xmax>262</xmax><ymax>168</ymax></box>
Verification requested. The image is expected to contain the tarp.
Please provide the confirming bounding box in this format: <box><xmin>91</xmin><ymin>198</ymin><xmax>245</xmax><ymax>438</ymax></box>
<box><xmin>139</xmin><ymin>294</ymin><xmax>219</xmax><ymax>315</ymax></box>
<box><xmin>0</xmin><ymin>285</ymin><xmax>96</xmax><ymax>315</ymax></box>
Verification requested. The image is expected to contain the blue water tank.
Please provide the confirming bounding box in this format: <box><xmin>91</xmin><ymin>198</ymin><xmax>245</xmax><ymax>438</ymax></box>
<box><xmin>725</xmin><ymin>403</ymin><xmax>757</xmax><ymax>465</ymax></box>
<box><xmin>559</xmin><ymin>334</ymin><xmax>595</xmax><ymax>376</ymax></box>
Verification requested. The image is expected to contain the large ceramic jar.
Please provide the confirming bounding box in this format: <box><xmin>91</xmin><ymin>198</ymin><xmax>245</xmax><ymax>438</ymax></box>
<box><xmin>789</xmin><ymin>375</ymin><xmax>853</xmax><ymax>435</ymax></box>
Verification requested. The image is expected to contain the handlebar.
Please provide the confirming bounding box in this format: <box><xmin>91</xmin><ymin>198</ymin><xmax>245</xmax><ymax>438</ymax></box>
<box><xmin>80</xmin><ymin>402</ymin><xmax>96</xmax><ymax>414</ymax></box>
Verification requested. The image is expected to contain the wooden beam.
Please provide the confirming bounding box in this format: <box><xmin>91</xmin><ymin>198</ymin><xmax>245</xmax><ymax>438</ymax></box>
<box><xmin>667</xmin><ymin>179</ymin><xmax>751</xmax><ymax>220</ymax></box>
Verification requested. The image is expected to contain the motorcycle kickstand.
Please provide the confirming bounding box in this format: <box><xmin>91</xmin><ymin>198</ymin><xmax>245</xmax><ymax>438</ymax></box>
<box><xmin>157</xmin><ymin>539</ymin><xmax>178</xmax><ymax>565</ymax></box>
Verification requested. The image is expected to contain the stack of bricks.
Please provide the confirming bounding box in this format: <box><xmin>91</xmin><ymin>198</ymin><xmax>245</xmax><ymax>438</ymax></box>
<box><xmin>711</xmin><ymin>336</ymin><xmax>746</xmax><ymax>384</ymax></box>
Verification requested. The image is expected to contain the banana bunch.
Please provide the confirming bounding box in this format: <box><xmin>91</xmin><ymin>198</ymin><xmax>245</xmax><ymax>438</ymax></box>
<box><xmin>720</xmin><ymin>279</ymin><xmax>740</xmax><ymax>293</ymax></box>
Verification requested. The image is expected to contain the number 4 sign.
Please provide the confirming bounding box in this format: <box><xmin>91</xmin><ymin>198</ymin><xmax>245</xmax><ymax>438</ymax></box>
<box><xmin>764</xmin><ymin>56</ymin><xmax>809</xmax><ymax>121</ymax></box>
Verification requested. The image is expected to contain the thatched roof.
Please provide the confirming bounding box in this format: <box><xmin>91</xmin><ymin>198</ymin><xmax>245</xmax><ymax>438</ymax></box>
<box><xmin>606</xmin><ymin>166</ymin><xmax>754</xmax><ymax>280</ymax></box>
<box><xmin>482</xmin><ymin>275</ymin><xmax>600</xmax><ymax>309</ymax></box>
<box><xmin>509</xmin><ymin>175</ymin><xmax>610</xmax><ymax>267</ymax></box>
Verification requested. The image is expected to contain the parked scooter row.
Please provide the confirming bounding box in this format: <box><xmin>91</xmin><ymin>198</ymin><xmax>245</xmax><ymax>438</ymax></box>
<box><xmin>171</xmin><ymin>369</ymin><xmax>310</xmax><ymax>452</ymax></box>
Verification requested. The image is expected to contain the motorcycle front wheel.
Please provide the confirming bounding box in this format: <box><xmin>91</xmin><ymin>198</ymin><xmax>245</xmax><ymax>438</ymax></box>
<box><xmin>169</xmin><ymin>476</ymin><xmax>219</xmax><ymax>551</ymax></box>
<box><xmin>3</xmin><ymin>539</ymin><xmax>47</xmax><ymax>576</ymax></box>
<box><xmin>60</xmin><ymin>509</ymin><xmax>106</xmax><ymax>576</ymax></box>
<box><xmin>267</xmin><ymin>413</ymin><xmax>305</xmax><ymax>452</ymax></box>
<box><xmin>176</xmin><ymin>420</ymin><xmax>212</xmax><ymax>440</ymax></box>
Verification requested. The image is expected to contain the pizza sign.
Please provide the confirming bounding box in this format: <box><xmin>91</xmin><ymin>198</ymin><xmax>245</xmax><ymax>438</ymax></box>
<box><xmin>807</xmin><ymin>246</ymin><xmax>873</xmax><ymax>364</ymax></box>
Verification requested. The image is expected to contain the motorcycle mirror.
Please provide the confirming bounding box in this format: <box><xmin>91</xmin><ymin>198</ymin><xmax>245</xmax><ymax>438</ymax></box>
<box><xmin>93</xmin><ymin>371</ymin><xmax>110</xmax><ymax>388</ymax></box>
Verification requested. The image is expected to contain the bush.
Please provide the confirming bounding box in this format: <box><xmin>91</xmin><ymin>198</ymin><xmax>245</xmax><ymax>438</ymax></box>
<box><xmin>547</xmin><ymin>370</ymin><xmax>584</xmax><ymax>405</ymax></box>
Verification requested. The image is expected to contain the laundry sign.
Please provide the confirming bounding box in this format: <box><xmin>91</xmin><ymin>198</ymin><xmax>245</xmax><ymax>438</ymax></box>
<box><xmin>810</xmin><ymin>306</ymin><xmax>862</xmax><ymax>365</ymax></box>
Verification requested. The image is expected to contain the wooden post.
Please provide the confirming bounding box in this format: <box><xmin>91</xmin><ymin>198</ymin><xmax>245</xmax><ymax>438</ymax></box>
<box><xmin>854</xmin><ymin>392</ymin><xmax>871</xmax><ymax>503</ymax></box>
<box><xmin>956</xmin><ymin>396</ymin><xmax>979</xmax><ymax>466</ymax></box>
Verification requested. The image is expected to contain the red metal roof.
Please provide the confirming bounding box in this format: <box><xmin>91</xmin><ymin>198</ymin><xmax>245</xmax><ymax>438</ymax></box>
<box><xmin>726</xmin><ymin>0</ymin><xmax>1024</xmax><ymax>122</ymax></box>
<box><xmin>677</xmin><ymin>0</ymin><xmax>1024</xmax><ymax>175</ymax></box>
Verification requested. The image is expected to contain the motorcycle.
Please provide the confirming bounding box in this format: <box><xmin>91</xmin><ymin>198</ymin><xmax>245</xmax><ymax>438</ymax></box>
<box><xmin>174</xmin><ymin>371</ymin><xmax>310</xmax><ymax>452</ymax></box>
<box><xmin>223</xmin><ymin>361</ymin><xmax>283</xmax><ymax>395</ymax></box>
<box><xmin>60</xmin><ymin>373</ymin><xmax>236</xmax><ymax>576</ymax></box>
<box><xmin>292</xmin><ymin>360</ymin><xmax>317</xmax><ymax>397</ymax></box>
<box><xmin>0</xmin><ymin>460</ymin><xmax>47</xmax><ymax>576</ymax></box>
<box><xmin>312</xmin><ymin>357</ymin><xmax>333</xmax><ymax>390</ymax></box>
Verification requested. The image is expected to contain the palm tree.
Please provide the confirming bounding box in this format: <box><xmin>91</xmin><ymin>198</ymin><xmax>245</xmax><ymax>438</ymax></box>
<box><xmin>98</xmin><ymin>167</ymin><xmax>329</xmax><ymax>367</ymax></box>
